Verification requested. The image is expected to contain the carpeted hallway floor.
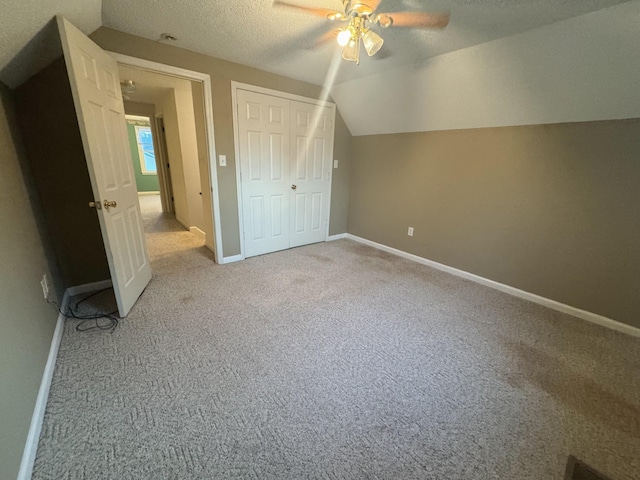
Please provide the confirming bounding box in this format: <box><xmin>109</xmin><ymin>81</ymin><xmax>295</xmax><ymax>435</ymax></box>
<box><xmin>32</xmin><ymin>195</ymin><xmax>640</xmax><ymax>479</ymax></box>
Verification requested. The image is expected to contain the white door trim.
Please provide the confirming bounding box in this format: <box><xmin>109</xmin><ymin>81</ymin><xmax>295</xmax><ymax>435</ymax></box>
<box><xmin>107</xmin><ymin>52</ymin><xmax>225</xmax><ymax>263</ymax></box>
<box><xmin>230</xmin><ymin>83</ymin><xmax>246</xmax><ymax>260</ymax></box>
<box><xmin>231</xmin><ymin>81</ymin><xmax>337</xmax><ymax>260</ymax></box>
<box><xmin>152</xmin><ymin>114</ymin><xmax>174</xmax><ymax>214</ymax></box>
<box><xmin>232</xmin><ymin>82</ymin><xmax>337</xmax><ymax>108</ymax></box>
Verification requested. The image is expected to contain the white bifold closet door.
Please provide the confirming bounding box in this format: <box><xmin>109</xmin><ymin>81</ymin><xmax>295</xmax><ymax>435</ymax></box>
<box><xmin>237</xmin><ymin>89</ymin><xmax>334</xmax><ymax>258</ymax></box>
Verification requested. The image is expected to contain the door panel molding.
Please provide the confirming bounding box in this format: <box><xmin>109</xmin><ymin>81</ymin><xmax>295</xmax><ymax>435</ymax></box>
<box><xmin>232</xmin><ymin>82</ymin><xmax>336</xmax><ymax>260</ymax></box>
<box><xmin>58</xmin><ymin>16</ymin><xmax>151</xmax><ymax>316</ymax></box>
<box><xmin>232</xmin><ymin>82</ymin><xmax>336</xmax><ymax>109</ymax></box>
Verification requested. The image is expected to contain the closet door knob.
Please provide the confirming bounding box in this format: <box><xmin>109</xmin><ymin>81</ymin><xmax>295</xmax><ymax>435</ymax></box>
<box><xmin>291</xmin><ymin>184</ymin><xmax>297</xmax><ymax>190</ymax></box>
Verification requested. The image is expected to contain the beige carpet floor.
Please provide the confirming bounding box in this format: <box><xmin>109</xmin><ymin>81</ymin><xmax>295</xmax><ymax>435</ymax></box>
<box><xmin>32</xmin><ymin>194</ymin><xmax>640</xmax><ymax>479</ymax></box>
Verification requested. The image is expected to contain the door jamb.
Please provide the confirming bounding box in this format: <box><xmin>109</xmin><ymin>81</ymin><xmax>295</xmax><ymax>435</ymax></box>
<box><xmin>107</xmin><ymin>52</ymin><xmax>225</xmax><ymax>263</ymax></box>
<box><xmin>230</xmin><ymin>81</ymin><xmax>337</xmax><ymax>260</ymax></box>
<box><xmin>154</xmin><ymin>114</ymin><xmax>174</xmax><ymax>214</ymax></box>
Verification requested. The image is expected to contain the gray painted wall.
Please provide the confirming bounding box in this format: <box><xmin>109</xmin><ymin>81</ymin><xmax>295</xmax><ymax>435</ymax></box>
<box><xmin>348</xmin><ymin>119</ymin><xmax>640</xmax><ymax>328</ymax></box>
<box><xmin>0</xmin><ymin>83</ymin><xmax>59</xmax><ymax>479</ymax></box>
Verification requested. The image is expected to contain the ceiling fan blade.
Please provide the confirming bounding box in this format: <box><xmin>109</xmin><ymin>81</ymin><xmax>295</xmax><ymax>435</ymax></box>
<box><xmin>383</xmin><ymin>11</ymin><xmax>450</xmax><ymax>29</ymax></box>
<box><xmin>273</xmin><ymin>0</ymin><xmax>343</xmax><ymax>19</ymax></box>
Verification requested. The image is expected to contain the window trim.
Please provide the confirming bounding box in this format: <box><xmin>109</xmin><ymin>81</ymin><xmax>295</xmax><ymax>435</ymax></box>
<box><xmin>134</xmin><ymin>124</ymin><xmax>157</xmax><ymax>175</ymax></box>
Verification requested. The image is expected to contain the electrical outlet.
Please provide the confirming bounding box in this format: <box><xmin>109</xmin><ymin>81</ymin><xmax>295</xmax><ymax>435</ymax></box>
<box><xmin>40</xmin><ymin>274</ymin><xmax>49</xmax><ymax>300</ymax></box>
<box><xmin>408</xmin><ymin>227</ymin><xmax>414</xmax><ymax>237</ymax></box>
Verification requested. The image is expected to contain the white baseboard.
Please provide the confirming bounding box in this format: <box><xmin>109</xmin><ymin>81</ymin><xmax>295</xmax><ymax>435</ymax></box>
<box><xmin>18</xmin><ymin>279</ymin><xmax>118</xmax><ymax>479</ymax></box>
<box><xmin>345</xmin><ymin>234</ymin><xmax>640</xmax><ymax>338</ymax></box>
<box><xmin>66</xmin><ymin>279</ymin><xmax>112</xmax><ymax>298</ymax></box>
<box><xmin>175</xmin><ymin>217</ymin><xmax>189</xmax><ymax>231</ymax></box>
<box><xmin>220</xmin><ymin>254</ymin><xmax>244</xmax><ymax>264</ymax></box>
<box><xmin>137</xmin><ymin>191</ymin><xmax>160</xmax><ymax>196</ymax></box>
<box><xmin>189</xmin><ymin>226</ymin><xmax>206</xmax><ymax>240</ymax></box>
<box><xmin>16</xmin><ymin>293</ymin><xmax>68</xmax><ymax>480</ymax></box>
<box><xmin>327</xmin><ymin>233</ymin><xmax>347</xmax><ymax>241</ymax></box>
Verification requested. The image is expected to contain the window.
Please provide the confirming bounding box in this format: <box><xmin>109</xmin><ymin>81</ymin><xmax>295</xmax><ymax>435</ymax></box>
<box><xmin>135</xmin><ymin>125</ymin><xmax>157</xmax><ymax>175</ymax></box>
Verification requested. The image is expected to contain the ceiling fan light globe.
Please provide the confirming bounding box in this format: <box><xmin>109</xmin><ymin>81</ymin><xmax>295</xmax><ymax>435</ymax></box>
<box><xmin>342</xmin><ymin>39</ymin><xmax>360</xmax><ymax>63</ymax></box>
<box><xmin>337</xmin><ymin>29</ymin><xmax>352</xmax><ymax>47</ymax></box>
<box><xmin>362</xmin><ymin>29</ymin><xmax>384</xmax><ymax>56</ymax></box>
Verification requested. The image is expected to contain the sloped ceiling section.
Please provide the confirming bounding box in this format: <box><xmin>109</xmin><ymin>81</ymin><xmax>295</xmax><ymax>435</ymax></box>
<box><xmin>331</xmin><ymin>1</ymin><xmax>640</xmax><ymax>136</ymax></box>
<box><xmin>0</xmin><ymin>0</ymin><xmax>102</xmax><ymax>88</ymax></box>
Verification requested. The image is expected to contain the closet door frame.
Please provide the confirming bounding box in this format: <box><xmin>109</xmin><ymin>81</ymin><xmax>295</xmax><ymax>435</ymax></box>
<box><xmin>231</xmin><ymin>82</ymin><xmax>336</xmax><ymax>260</ymax></box>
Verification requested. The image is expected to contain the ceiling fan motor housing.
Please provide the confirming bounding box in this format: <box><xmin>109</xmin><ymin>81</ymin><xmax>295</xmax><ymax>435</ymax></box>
<box><xmin>343</xmin><ymin>1</ymin><xmax>375</xmax><ymax>17</ymax></box>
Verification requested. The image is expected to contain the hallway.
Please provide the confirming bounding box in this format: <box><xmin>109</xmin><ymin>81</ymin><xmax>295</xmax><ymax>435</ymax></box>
<box><xmin>137</xmin><ymin>194</ymin><xmax>210</xmax><ymax>269</ymax></box>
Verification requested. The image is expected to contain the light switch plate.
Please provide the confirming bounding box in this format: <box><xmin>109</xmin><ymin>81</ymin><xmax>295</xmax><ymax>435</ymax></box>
<box><xmin>333</xmin><ymin>160</ymin><xmax>339</xmax><ymax>169</ymax></box>
<box><xmin>219</xmin><ymin>155</ymin><xmax>227</xmax><ymax>167</ymax></box>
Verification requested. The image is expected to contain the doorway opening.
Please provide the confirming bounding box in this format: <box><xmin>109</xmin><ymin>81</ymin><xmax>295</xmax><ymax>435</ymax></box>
<box><xmin>116</xmin><ymin>60</ymin><xmax>219</xmax><ymax>263</ymax></box>
<box><xmin>111</xmin><ymin>52</ymin><xmax>225</xmax><ymax>263</ymax></box>
<box><xmin>123</xmin><ymin>113</ymin><xmax>175</xmax><ymax>244</ymax></box>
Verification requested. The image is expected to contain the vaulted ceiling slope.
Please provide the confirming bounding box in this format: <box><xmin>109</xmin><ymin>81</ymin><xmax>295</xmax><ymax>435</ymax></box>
<box><xmin>0</xmin><ymin>0</ymin><xmax>633</xmax><ymax>89</ymax></box>
<box><xmin>332</xmin><ymin>0</ymin><xmax>640</xmax><ymax>136</ymax></box>
<box><xmin>0</xmin><ymin>0</ymin><xmax>101</xmax><ymax>88</ymax></box>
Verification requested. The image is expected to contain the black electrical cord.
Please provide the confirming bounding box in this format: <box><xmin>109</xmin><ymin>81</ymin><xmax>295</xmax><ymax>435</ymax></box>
<box><xmin>75</xmin><ymin>315</ymin><xmax>119</xmax><ymax>333</ymax></box>
<box><xmin>50</xmin><ymin>288</ymin><xmax>120</xmax><ymax>332</ymax></box>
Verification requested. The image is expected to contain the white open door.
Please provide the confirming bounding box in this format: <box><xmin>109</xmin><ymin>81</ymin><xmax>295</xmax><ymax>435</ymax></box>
<box><xmin>57</xmin><ymin>16</ymin><xmax>151</xmax><ymax>316</ymax></box>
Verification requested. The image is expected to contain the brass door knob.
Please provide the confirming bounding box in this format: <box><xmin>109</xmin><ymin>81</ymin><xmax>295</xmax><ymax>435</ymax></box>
<box><xmin>291</xmin><ymin>184</ymin><xmax>297</xmax><ymax>190</ymax></box>
<box><xmin>103</xmin><ymin>200</ymin><xmax>117</xmax><ymax>211</ymax></box>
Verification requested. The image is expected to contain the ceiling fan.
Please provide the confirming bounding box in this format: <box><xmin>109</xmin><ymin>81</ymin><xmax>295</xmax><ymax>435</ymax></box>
<box><xmin>274</xmin><ymin>0</ymin><xmax>450</xmax><ymax>64</ymax></box>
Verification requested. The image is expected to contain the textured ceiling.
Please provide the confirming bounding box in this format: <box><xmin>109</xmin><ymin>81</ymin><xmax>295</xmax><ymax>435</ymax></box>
<box><xmin>0</xmin><ymin>0</ymin><xmax>102</xmax><ymax>87</ymax></box>
<box><xmin>0</xmin><ymin>0</ymin><xmax>632</xmax><ymax>88</ymax></box>
<box><xmin>101</xmin><ymin>0</ymin><xmax>633</xmax><ymax>86</ymax></box>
